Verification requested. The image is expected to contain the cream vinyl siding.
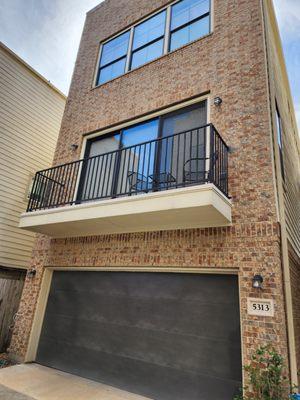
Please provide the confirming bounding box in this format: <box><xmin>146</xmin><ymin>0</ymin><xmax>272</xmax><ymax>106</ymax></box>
<box><xmin>264</xmin><ymin>4</ymin><xmax>300</xmax><ymax>258</ymax></box>
<box><xmin>0</xmin><ymin>42</ymin><xmax>66</xmax><ymax>269</ymax></box>
<box><xmin>282</xmin><ymin>118</ymin><xmax>300</xmax><ymax>253</ymax></box>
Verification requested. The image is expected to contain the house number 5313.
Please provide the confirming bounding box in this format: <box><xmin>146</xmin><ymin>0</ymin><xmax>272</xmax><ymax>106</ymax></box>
<box><xmin>247</xmin><ymin>298</ymin><xmax>275</xmax><ymax>317</ymax></box>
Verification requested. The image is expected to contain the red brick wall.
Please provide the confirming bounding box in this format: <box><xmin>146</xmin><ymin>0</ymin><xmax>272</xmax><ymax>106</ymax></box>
<box><xmin>9</xmin><ymin>0</ymin><xmax>291</xmax><ymax>384</ymax></box>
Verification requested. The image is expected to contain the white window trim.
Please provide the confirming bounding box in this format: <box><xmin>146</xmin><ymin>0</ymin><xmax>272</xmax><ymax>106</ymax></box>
<box><xmin>93</xmin><ymin>0</ymin><xmax>213</xmax><ymax>87</ymax></box>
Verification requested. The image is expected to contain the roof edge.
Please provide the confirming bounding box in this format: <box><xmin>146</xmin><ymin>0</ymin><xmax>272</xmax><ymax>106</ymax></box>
<box><xmin>0</xmin><ymin>41</ymin><xmax>67</xmax><ymax>100</ymax></box>
<box><xmin>86</xmin><ymin>0</ymin><xmax>106</xmax><ymax>15</ymax></box>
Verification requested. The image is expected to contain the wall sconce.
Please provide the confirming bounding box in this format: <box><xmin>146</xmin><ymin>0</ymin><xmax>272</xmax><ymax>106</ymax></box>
<box><xmin>252</xmin><ymin>274</ymin><xmax>263</xmax><ymax>289</ymax></box>
<box><xmin>27</xmin><ymin>269</ymin><xmax>36</xmax><ymax>278</ymax></box>
<box><xmin>214</xmin><ymin>96</ymin><xmax>223</xmax><ymax>106</ymax></box>
<box><xmin>70</xmin><ymin>144</ymin><xmax>78</xmax><ymax>151</ymax></box>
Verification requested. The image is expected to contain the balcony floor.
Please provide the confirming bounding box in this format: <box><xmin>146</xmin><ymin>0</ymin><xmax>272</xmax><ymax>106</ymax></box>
<box><xmin>19</xmin><ymin>184</ymin><xmax>232</xmax><ymax>238</ymax></box>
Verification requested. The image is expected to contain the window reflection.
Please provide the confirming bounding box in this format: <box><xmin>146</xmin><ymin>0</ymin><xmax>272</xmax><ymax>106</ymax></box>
<box><xmin>170</xmin><ymin>0</ymin><xmax>210</xmax><ymax>51</ymax></box>
<box><xmin>96</xmin><ymin>0</ymin><xmax>211</xmax><ymax>85</ymax></box>
<box><xmin>98</xmin><ymin>31</ymin><xmax>130</xmax><ymax>85</ymax></box>
<box><xmin>130</xmin><ymin>11</ymin><xmax>166</xmax><ymax>70</ymax></box>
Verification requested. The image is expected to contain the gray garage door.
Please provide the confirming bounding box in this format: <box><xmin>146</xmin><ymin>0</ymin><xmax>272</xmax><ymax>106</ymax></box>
<box><xmin>37</xmin><ymin>272</ymin><xmax>242</xmax><ymax>400</ymax></box>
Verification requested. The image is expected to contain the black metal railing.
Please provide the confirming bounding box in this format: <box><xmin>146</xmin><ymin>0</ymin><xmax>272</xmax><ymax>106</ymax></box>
<box><xmin>27</xmin><ymin>123</ymin><xmax>229</xmax><ymax>212</ymax></box>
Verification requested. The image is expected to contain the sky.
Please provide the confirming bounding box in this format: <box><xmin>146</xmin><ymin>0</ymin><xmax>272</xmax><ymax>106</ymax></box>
<box><xmin>0</xmin><ymin>0</ymin><xmax>299</xmax><ymax>129</ymax></box>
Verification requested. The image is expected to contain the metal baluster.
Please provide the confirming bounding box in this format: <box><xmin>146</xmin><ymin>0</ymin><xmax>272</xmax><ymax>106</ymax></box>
<box><xmin>147</xmin><ymin>142</ymin><xmax>152</xmax><ymax>192</ymax></box>
<box><xmin>27</xmin><ymin>172</ymin><xmax>38</xmax><ymax>211</ymax></box>
<box><xmin>87</xmin><ymin>157</ymin><xmax>96</xmax><ymax>200</ymax></box>
<box><xmin>176</xmin><ymin>134</ymin><xmax>180</xmax><ymax>188</ymax></box>
<box><xmin>95</xmin><ymin>155</ymin><xmax>104</xmax><ymax>199</ymax></box>
<box><xmin>69</xmin><ymin>161</ymin><xmax>78</xmax><ymax>205</ymax></box>
<box><xmin>100</xmin><ymin>154</ymin><xmax>108</xmax><ymax>199</ymax></box>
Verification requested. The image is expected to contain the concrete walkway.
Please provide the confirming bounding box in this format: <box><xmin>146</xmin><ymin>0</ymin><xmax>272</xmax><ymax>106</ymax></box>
<box><xmin>0</xmin><ymin>364</ymin><xmax>152</xmax><ymax>400</ymax></box>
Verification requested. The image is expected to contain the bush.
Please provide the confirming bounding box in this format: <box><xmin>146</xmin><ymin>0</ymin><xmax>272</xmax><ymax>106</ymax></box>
<box><xmin>234</xmin><ymin>345</ymin><xmax>289</xmax><ymax>400</ymax></box>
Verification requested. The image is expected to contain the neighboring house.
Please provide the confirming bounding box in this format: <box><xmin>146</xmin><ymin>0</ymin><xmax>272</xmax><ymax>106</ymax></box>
<box><xmin>9</xmin><ymin>1</ymin><xmax>300</xmax><ymax>399</ymax></box>
<box><xmin>0</xmin><ymin>42</ymin><xmax>66</xmax><ymax>352</ymax></box>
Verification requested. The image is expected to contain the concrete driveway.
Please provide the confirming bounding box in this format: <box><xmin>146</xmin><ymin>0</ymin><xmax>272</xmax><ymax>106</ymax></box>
<box><xmin>0</xmin><ymin>364</ymin><xmax>152</xmax><ymax>400</ymax></box>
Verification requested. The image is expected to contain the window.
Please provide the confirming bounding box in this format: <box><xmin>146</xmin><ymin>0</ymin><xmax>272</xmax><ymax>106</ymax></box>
<box><xmin>170</xmin><ymin>0</ymin><xmax>210</xmax><ymax>51</ymax></box>
<box><xmin>79</xmin><ymin>101</ymin><xmax>207</xmax><ymax>200</ymax></box>
<box><xmin>96</xmin><ymin>0</ymin><xmax>211</xmax><ymax>85</ymax></box>
<box><xmin>275</xmin><ymin>102</ymin><xmax>285</xmax><ymax>180</ymax></box>
<box><xmin>131</xmin><ymin>11</ymin><xmax>166</xmax><ymax>70</ymax></box>
<box><xmin>97</xmin><ymin>30</ymin><xmax>130</xmax><ymax>85</ymax></box>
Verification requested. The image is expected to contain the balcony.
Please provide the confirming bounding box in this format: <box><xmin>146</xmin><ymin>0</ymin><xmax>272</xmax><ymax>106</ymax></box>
<box><xmin>19</xmin><ymin>124</ymin><xmax>232</xmax><ymax>237</ymax></box>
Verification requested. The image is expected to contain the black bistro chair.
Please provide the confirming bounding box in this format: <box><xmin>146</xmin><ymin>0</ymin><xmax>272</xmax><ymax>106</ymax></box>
<box><xmin>127</xmin><ymin>171</ymin><xmax>151</xmax><ymax>193</ymax></box>
<box><xmin>183</xmin><ymin>157</ymin><xmax>208</xmax><ymax>184</ymax></box>
<box><xmin>183</xmin><ymin>151</ymin><xmax>219</xmax><ymax>185</ymax></box>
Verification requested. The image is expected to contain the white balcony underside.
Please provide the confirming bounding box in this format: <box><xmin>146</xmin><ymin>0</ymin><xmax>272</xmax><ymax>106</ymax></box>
<box><xmin>19</xmin><ymin>184</ymin><xmax>232</xmax><ymax>238</ymax></box>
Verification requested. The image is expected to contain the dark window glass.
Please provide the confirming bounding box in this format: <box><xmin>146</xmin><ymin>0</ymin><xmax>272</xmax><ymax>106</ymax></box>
<box><xmin>130</xmin><ymin>11</ymin><xmax>166</xmax><ymax>70</ymax></box>
<box><xmin>97</xmin><ymin>31</ymin><xmax>130</xmax><ymax>85</ymax></box>
<box><xmin>170</xmin><ymin>0</ymin><xmax>210</xmax><ymax>51</ymax></box>
<box><xmin>80</xmin><ymin>133</ymin><xmax>121</xmax><ymax>200</ymax></box>
<box><xmin>159</xmin><ymin>102</ymin><xmax>207</xmax><ymax>187</ymax></box>
<box><xmin>275</xmin><ymin>103</ymin><xmax>285</xmax><ymax>179</ymax></box>
<box><xmin>276</xmin><ymin>105</ymin><xmax>283</xmax><ymax>150</ymax></box>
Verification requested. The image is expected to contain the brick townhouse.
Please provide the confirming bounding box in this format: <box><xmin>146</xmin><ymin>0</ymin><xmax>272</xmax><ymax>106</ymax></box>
<box><xmin>9</xmin><ymin>0</ymin><xmax>300</xmax><ymax>399</ymax></box>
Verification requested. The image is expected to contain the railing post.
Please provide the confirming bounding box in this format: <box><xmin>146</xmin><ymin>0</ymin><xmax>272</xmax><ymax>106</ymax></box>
<box><xmin>209</xmin><ymin>124</ymin><xmax>215</xmax><ymax>184</ymax></box>
<box><xmin>27</xmin><ymin>172</ymin><xmax>38</xmax><ymax>212</ymax></box>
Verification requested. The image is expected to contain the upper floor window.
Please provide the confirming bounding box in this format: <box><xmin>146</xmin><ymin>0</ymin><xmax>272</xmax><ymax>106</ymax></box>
<box><xmin>170</xmin><ymin>0</ymin><xmax>210</xmax><ymax>51</ymax></box>
<box><xmin>131</xmin><ymin>11</ymin><xmax>167</xmax><ymax>70</ymax></box>
<box><xmin>98</xmin><ymin>30</ymin><xmax>130</xmax><ymax>85</ymax></box>
<box><xmin>96</xmin><ymin>0</ymin><xmax>211</xmax><ymax>86</ymax></box>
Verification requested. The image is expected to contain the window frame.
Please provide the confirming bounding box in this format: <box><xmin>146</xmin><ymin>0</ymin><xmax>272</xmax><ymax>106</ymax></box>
<box><xmin>275</xmin><ymin>101</ymin><xmax>285</xmax><ymax>181</ymax></box>
<box><xmin>94</xmin><ymin>0</ymin><xmax>212</xmax><ymax>87</ymax></box>
<box><xmin>169</xmin><ymin>0</ymin><xmax>211</xmax><ymax>52</ymax></box>
<box><xmin>77</xmin><ymin>101</ymin><xmax>208</xmax><ymax>200</ymax></box>
<box><xmin>96</xmin><ymin>30</ymin><xmax>131</xmax><ymax>86</ymax></box>
<box><xmin>75</xmin><ymin>95</ymin><xmax>210</xmax><ymax>203</ymax></box>
<box><xmin>129</xmin><ymin>10</ymin><xmax>168</xmax><ymax>70</ymax></box>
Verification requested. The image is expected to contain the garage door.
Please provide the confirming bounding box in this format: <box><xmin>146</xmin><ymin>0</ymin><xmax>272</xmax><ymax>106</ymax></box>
<box><xmin>37</xmin><ymin>272</ymin><xmax>242</xmax><ymax>400</ymax></box>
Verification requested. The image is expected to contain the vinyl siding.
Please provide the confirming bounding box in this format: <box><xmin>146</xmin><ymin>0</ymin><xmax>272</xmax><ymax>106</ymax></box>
<box><xmin>264</xmin><ymin>5</ymin><xmax>300</xmax><ymax>258</ymax></box>
<box><xmin>0</xmin><ymin>43</ymin><xmax>66</xmax><ymax>269</ymax></box>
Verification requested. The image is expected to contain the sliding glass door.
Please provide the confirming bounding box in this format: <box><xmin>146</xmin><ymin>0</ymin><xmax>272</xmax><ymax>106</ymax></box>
<box><xmin>77</xmin><ymin>101</ymin><xmax>207</xmax><ymax>202</ymax></box>
<box><xmin>116</xmin><ymin>119</ymin><xmax>159</xmax><ymax>195</ymax></box>
<box><xmin>79</xmin><ymin>133</ymin><xmax>121</xmax><ymax>201</ymax></box>
<box><xmin>156</xmin><ymin>101</ymin><xmax>207</xmax><ymax>188</ymax></box>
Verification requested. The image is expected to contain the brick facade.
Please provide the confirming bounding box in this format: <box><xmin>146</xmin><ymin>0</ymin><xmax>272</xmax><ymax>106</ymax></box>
<box><xmin>9</xmin><ymin>0</ymin><xmax>296</xmax><ymax>388</ymax></box>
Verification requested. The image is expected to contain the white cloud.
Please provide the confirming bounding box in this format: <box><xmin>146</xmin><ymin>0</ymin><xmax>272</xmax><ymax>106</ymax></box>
<box><xmin>0</xmin><ymin>0</ymin><xmax>103</xmax><ymax>94</ymax></box>
<box><xmin>273</xmin><ymin>0</ymin><xmax>300</xmax><ymax>39</ymax></box>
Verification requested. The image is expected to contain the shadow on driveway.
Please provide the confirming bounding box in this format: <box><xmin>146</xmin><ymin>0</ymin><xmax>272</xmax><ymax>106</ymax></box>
<box><xmin>0</xmin><ymin>385</ymin><xmax>35</xmax><ymax>400</ymax></box>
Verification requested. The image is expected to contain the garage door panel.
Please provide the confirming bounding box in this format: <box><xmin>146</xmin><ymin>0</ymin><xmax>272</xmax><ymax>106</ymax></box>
<box><xmin>44</xmin><ymin>292</ymin><xmax>240</xmax><ymax>341</ymax></box>
<box><xmin>37</xmin><ymin>272</ymin><xmax>242</xmax><ymax>400</ymax></box>
<box><xmin>38</xmin><ymin>314</ymin><xmax>241</xmax><ymax>380</ymax></box>
<box><xmin>38</xmin><ymin>339</ymin><xmax>241</xmax><ymax>400</ymax></box>
<box><xmin>50</xmin><ymin>272</ymin><xmax>238</xmax><ymax>304</ymax></box>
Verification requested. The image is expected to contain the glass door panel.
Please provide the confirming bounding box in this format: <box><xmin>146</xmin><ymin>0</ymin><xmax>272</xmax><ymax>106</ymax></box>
<box><xmin>117</xmin><ymin>119</ymin><xmax>159</xmax><ymax>195</ymax></box>
<box><xmin>158</xmin><ymin>101</ymin><xmax>207</xmax><ymax>188</ymax></box>
<box><xmin>79</xmin><ymin>133</ymin><xmax>121</xmax><ymax>201</ymax></box>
